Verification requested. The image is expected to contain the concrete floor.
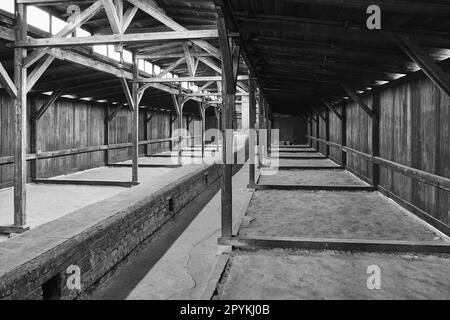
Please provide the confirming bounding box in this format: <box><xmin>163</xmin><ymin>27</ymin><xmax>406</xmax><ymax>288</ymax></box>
<box><xmin>274</xmin><ymin>152</ymin><xmax>325</xmax><ymax>158</ymax></box>
<box><xmin>240</xmin><ymin>190</ymin><xmax>444</xmax><ymax>241</ymax></box>
<box><xmin>0</xmin><ymin>157</ymin><xmax>186</xmax><ymax>241</ymax></box>
<box><xmin>214</xmin><ymin>249</ymin><xmax>450</xmax><ymax>300</ymax></box>
<box><xmin>272</xmin><ymin>147</ymin><xmax>316</xmax><ymax>152</ymax></box>
<box><xmin>259</xmin><ymin>170</ymin><xmax>367</xmax><ymax>186</ymax></box>
<box><xmin>93</xmin><ymin>164</ymin><xmax>253</xmax><ymax>300</ymax></box>
<box><xmin>273</xmin><ymin>158</ymin><xmax>341</xmax><ymax>167</ymax></box>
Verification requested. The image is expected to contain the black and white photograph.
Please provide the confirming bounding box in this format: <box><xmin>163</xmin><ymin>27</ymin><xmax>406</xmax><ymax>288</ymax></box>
<box><xmin>0</xmin><ymin>0</ymin><xmax>449</xmax><ymax>308</ymax></box>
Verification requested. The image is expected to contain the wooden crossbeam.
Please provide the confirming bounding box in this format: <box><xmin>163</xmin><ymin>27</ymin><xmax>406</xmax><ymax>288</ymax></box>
<box><xmin>33</xmin><ymin>86</ymin><xmax>64</xmax><ymax>120</ymax></box>
<box><xmin>14</xmin><ymin>30</ymin><xmax>219</xmax><ymax>48</ymax></box>
<box><xmin>33</xmin><ymin>178</ymin><xmax>138</xmax><ymax>188</ymax></box>
<box><xmin>395</xmin><ymin>35</ymin><xmax>450</xmax><ymax>98</ymax></box>
<box><xmin>138</xmin><ymin>57</ymin><xmax>186</xmax><ymax>95</ymax></box>
<box><xmin>136</xmin><ymin>52</ymin><xmax>212</xmax><ymax>59</ymax></box>
<box><xmin>0</xmin><ymin>62</ymin><xmax>17</xmax><ymax>98</ymax></box>
<box><xmin>127</xmin><ymin>0</ymin><xmax>220</xmax><ymax>57</ymax></box>
<box><xmin>184</xmin><ymin>92</ymin><xmax>249</xmax><ymax>97</ymax></box>
<box><xmin>24</xmin><ymin>0</ymin><xmax>104</xmax><ymax>68</ymax></box>
<box><xmin>255</xmin><ymin>184</ymin><xmax>377</xmax><ymax>191</ymax></box>
<box><xmin>218</xmin><ymin>236</ymin><xmax>450</xmax><ymax>254</ymax></box>
<box><xmin>136</xmin><ymin>75</ymin><xmax>249</xmax><ymax>83</ymax></box>
<box><xmin>341</xmin><ymin>83</ymin><xmax>376</xmax><ymax>119</ymax></box>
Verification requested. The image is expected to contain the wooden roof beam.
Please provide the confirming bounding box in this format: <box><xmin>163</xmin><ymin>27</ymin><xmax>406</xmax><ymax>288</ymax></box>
<box><xmin>279</xmin><ymin>0</ymin><xmax>450</xmax><ymax>16</ymax></box>
<box><xmin>14</xmin><ymin>30</ymin><xmax>219</xmax><ymax>48</ymax></box>
<box><xmin>322</xmin><ymin>99</ymin><xmax>342</xmax><ymax>120</ymax></box>
<box><xmin>395</xmin><ymin>35</ymin><xmax>450</xmax><ymax>97</ymax></box>
<box><xmin>0</xmin><ymin>61</ymin><xmax>18</xmax><ymax>98</ymax></box>
<box><xmin>341</xmin><ymin>83</ymin><xmax>377</xmax><ymax>120</ymax></box>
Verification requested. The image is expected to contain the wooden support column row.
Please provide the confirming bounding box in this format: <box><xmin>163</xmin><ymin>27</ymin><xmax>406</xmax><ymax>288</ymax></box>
<box><xmin>248</xmin><ymin>73</ymin><xmax>256</xmax><ymax>188</ymax></box>
<box><xmin>172</xmin><ymin>90</ymin><xmax>185</xmax><ymax>166</ymax></box>
<box><xmin>12</xmin><ymin>3</ymin><xmax>28</xmax><ymax>232</ymax></box>
<box><xmin>199</xmin><ymin>102</ymin><xmax>206</xmax><ymax>159</ymax></box>
<box><xmin>131</xmin><ymin>53</ymin><xmax>139</xmax><ymax>184</ymax></box>
<box><xmin>315</xmin><ymin>113</ymin><xmax>320</xmax><ymax>150</ymax></box>
<box><xmin>217</xmin><ymin>12</ymin><xmax>238</xmax><ymax>238</ymax></box>
<box><xmin>371</xmin><ymin>89</ymin><xmax>381</xmax><ymax>186</ymax></box>
<box><xmin>341</xmin><ymin>102</ymin><xmax>347</xmax><ymax>168</ymax></box>
<box><xmin>325</xmin><ymin>110</ymin><xmax>330</xmax><ymax>157</ymax></box>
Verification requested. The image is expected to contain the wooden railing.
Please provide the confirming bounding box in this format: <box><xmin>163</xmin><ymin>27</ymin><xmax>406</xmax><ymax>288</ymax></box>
<box><xmin>0</xmin><ymin>135</ymin><xmax>203</xmax><ymax>165</ymax></box>
<box><xmin>307</xmin><ymin>135</ymin><xmax>450</xmax><ymax>192</ymax></box>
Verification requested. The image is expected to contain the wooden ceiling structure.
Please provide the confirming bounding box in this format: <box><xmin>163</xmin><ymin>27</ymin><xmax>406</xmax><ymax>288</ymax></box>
<box><xmin>0</xmin><ymin>0</ymin><xmax>253</xmax><ymax>233</ymax></box>
<box><xmin>0</xmin><ymin>0</ymin><xmax>249</xmax><ymax>116</ymax></box>
<box><xmin>2</xmin><ymin>0</ymin><xmax>450</xmax><ymax>235</ymax></box>
<box><xmin>216</xmin><ymin>0</ymin><xmax>450</xmax><ymax>115</ymax></box>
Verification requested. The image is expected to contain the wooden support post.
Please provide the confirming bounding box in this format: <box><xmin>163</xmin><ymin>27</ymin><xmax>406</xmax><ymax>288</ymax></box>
<box><xmin>371</xmin><ymin>90</ymin><xmax>380</xmax><ymax>186</ymax></box>
<box><xmin>218</xmin><ymin>12</ymin><xmax>236</xmax><ymax>238</ymax></box>
<box><xmin>178</xmin><ymin>100</ymin><xmax>183</xmax><ymax>165</ymax></box>
<box><xmin>249</xmin><ymin>74</ymin><xmax>256</xmax><ymax>188</ymax></box>
<box><xmin>169</xmin><ymin>111</ymin><xmax>173</xmax><ymax>151</ymax></box>
<box><xmin>199</xmin><ymin>102</ymin><xmax>205</xmax><ymax>159</ymax></box>
<box><xmin>325</xmin><ymin>110</ymin><xmax>330</xmax><ymax>157</ymax></box>
<box><xmin>308</xmin><ymin>116</ymin><xmax>313</xmax><ymax>147</ymax></box>
<box><xmin>104</xmin><ymin>106</ymin><xmax>110</xmax><ymax>165</ymax></box>
<box><xmin>172</xmin><ymin>92</ymin><xmax>184</xmax><ymax>166</ymax></box>
<box><xmin>258</xmin><ymin>93</ymin><xmax>265</xmax><ymax>164</ymax></box>
<box><xmin>341</xmin><ymin>102</ymin><xmax>347</xmax><ymax>168</ymax></box>
<box><xmin>30</xmin><ymin>102</ymin><xmax>37</xmax><ymax>181</ymax></box>
<box><xmin>315</xmin><ymin>114</ymin><xmax>320</xmax><ymax>150</ymax></box>
<box><xmin>143</xmin><ymin>109</ymin><xmax>149</xmax><ymax>156</ymax></box>
<box><xmin>214</xmin><ymin>107</ymin><xmax>220</xmax><ymax>151</ymax></box>
<box><xmin>13</xmin><ymin>3</ymin><xmax>28</xmax><ymax>230</ymax></box>
<box><xmin>131</xmin><ymin>53</ymin><xmax>139</xmax><ymax>183</ymax></box>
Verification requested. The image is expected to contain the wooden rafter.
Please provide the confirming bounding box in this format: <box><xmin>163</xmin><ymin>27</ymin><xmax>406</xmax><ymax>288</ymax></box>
<box><xmin>127</xmin><ymin>0</ymin><xmax>220</xmax><ymax>57</ymax></box>
<box><xmin>120</xmin><ymin>77</ymin><xmax>134</xmax><ymax>110</ymax></box>
<box><xmin>341</xmin><ymin>83</ymin><xmax>376</xmax><ymax>120</ymax></box>
<box><xmin>138</xmin><ymin>56</ymin><xmax>186</xmax><ymax>94</ymax></box>
<box><xmin>26</xmin><ymin>55</ymin><xmax>55</xmax><ymax>93</ymax></box>
<box><xmin>33</xmin><ymin>86</ymin><xmax>64</xmax><ymax>120</ymax></box>
<box><xmin>0</xmin><ymin>62</ymin><xmax>17</xmax><ymax>98</ymax></box>
<box><xmin>395</xmin><ymin>35</ymin><xmax>450</xmax><ymax>98</ymax></box>
<box><xmin>107</xmin><ymin>103</ymin><xmax>125</xmax><ymax>122</ymax></box>
<box><xmin>101</xmin><ymin>0</ymin><xmax>122</xmax><ymax>34</ymax></box>
<box><xmin>322</xmin><ymin>99</ymin><xmax>342</xmax><ymax>120</ymax></box>
<box><xmin>24</xmin><ymin>0</ymin><xmax>104</xmax><ymax>68</ymax></box>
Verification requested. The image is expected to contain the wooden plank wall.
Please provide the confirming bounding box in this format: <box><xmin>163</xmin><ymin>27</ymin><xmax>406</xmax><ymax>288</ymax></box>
<box><xmin>329</xmin><ymin>104</ymin><xmax>342</xmax><ymax>163</ymax></box>
<box><xmin>272</xmin><ymin>113</ymin><xmax>307</xmax><ymax>145</ymax></box>
<box><xmin>0</xmin><ymin>93</ymin><xmax>208</xmax><ymax>188</ymax></box>
<box><xmin>327</xmin><ymin>76</ymin><xmax>449</xmax><ymax>227</ymax></box>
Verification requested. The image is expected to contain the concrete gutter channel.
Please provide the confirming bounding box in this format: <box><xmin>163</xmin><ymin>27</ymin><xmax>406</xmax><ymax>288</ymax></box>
<box><xmin>0</xmin><ymin>138</ymin><xmax>249</xmax><ymax>300</ymax></box>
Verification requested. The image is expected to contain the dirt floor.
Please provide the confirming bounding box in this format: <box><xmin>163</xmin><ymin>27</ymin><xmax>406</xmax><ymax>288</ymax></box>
<box><xmin>273</xmin><ymin>158</ymin><xmax>340</xmax><ymax>167</ymax></box>
<box><xmin>258</xmin><ymin>170</ymin><xmax>367</xmax><ymax>186</ymax></box>
<box><xmin>274</xmin><ymin>152</ymin><xmax>325</xmax><ymax>158</ymax></box>
<box><xmin>272</xmin><ymin>147</ymin><xmax>316</xmax><ymax>152</ymax></box>
<box><xmin>214</xmin><ymin>249</ymin><xmax>450</xmax><ymax>300</ymax></box>
<box><xmin>240</xmin><ymin>190</ymin><xmax>444</xmax><ymax>241</ymax></box>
